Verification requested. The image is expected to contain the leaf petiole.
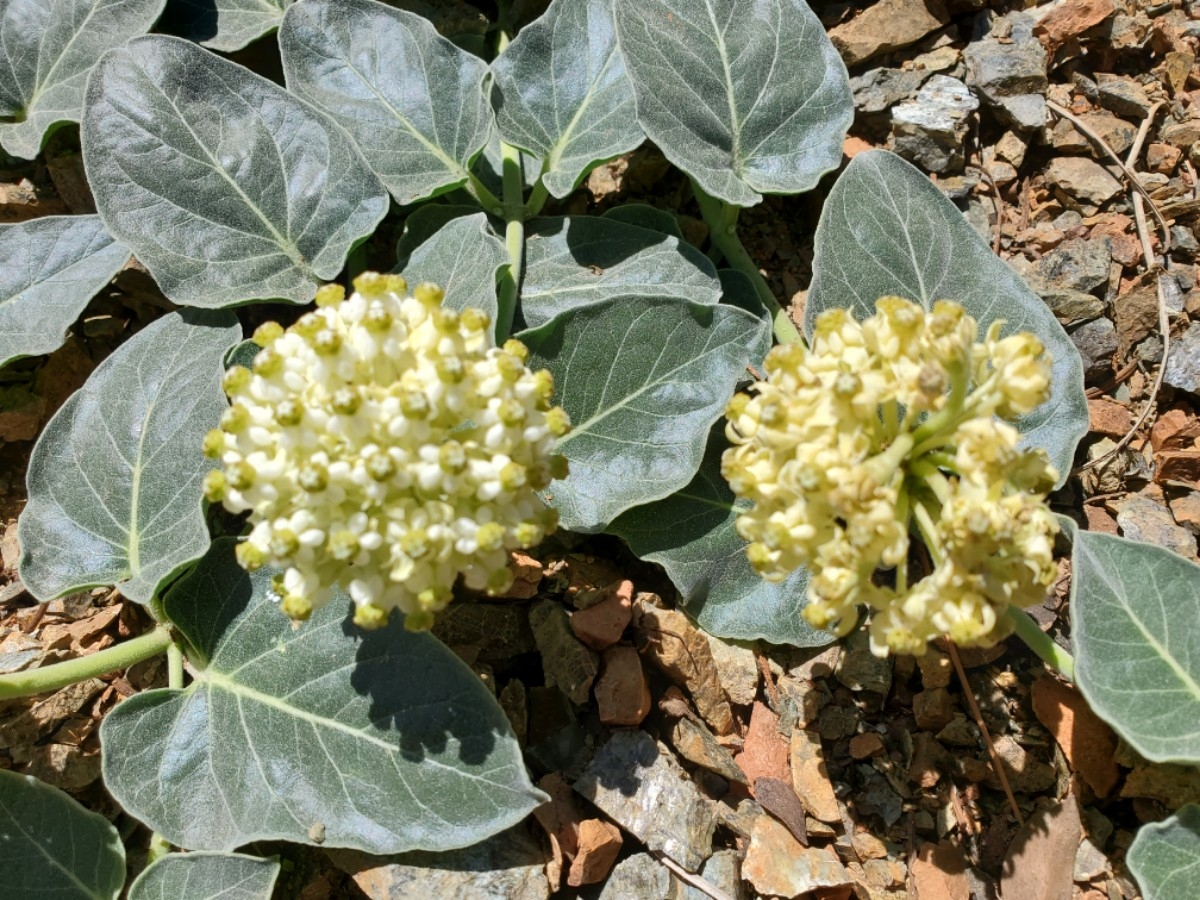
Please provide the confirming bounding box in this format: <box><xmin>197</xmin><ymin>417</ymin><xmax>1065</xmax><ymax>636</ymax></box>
<box><xmin>689</xmin><ymin>178</ymin><xmax>802</xmax><ymax>346</ymax></box>
<box><xmin>0</xmin><ymin>625</ymin><xmax>173</xmax><ymax>700</ymax></box>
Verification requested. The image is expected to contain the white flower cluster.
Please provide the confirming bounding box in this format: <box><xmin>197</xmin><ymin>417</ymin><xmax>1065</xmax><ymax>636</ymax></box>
<box><xmin>204</xmin><ymin>274</ymin><xmax>569</xmax><ymax>630</ymax></box>
<box><xmin>723</xmin><ymin>297</ymin><xmax>1059</xmax><ymax>657</ymax></box>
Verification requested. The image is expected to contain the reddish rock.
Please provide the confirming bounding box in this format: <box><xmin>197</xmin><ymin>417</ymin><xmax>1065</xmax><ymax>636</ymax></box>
<box><xmin>495</xmin><ymin>551</ymin><xmax>542</xmax><ymax>599</ymax></box>
<box><xmin>1147</xmin><ymin>142</ymin><xmax>1182</xmax><ymax>174</ymax></box>
<box><xmin>1088</xmin><ymin>398</ymin><xmax>1133</xmax><ymax>438</ymax></box>
<box><xmin>848</xmin><ymin>732</ymin><xmax>886</xmax><ymax>760</ymax></box>
<box><xmin>1034</xmin><ymin>0</ymin><xmax>1115</xmax><ymax>52</ymax></box>
<box><xmin>1084</xmin><ymin>504</ymin><xmax>1119</xmax><ymax>534</ymax></box>
<box><xmin>843</xmin><ymin>136</ymin><xmax>873</xmax><ymax>159</ymax></box>
<box><xmin>1150</xmin><ymin>408</ymin><xmax>1200</xmax><ymax>452</ymax></box>
<box><xmin>1031</xmin><ymin>676</ymin><xmax>1120</xmax><ymax>796</ymax></box>
<box><xmin>828</xmin><ymin>0</ymin><xmax>948</xmax><ymax>66</ymax></box>
<box><xmin>567</xmin><ymin>819</ymin><xmax>622</xmax><ymax>887</ymax></box>
<box><xmin>736</xmin><ymin>702</ymin><xmax>792</xmax><ymax>791</ymax></box>
<box><xmin>1155</xmin><ymin>450</ymin><xmax>1200</xmax><ymax>487</ymax></box>
<box><xmin>790</xmin><ymin>728</ymin><xmax>841</xmax><ymax>823</ymax></box>
<box><xmin>593</xmin><ymin>645</ymin><xmax>651</xmax><ymax>726</ymax></box>
<box><xmin>569</xmin><ymin>579</ymin><xmax>632</xmax><ymax>650</ymax></box>
<box><xmin>913</xmin><ymin>688</ymin><xmax>958</xmax><ymax>732</ymax></box>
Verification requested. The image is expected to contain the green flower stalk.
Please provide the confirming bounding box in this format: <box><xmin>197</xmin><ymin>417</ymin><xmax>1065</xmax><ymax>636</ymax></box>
<box><xmin>724</xmin><ymin>297</ymin><xmax>1059</xmax><ymax>658</ymax></box>
<box><xmin>204</xmin><ymin>273</ymin><xmax>569</xmax><ymax>631</ymax></box>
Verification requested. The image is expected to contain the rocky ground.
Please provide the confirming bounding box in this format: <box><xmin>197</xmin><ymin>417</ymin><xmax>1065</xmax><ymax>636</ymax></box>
<box><xmin>2</xmin><ymin>1</ymin><xmax>1199</xmax><ymax>898</ymax></box>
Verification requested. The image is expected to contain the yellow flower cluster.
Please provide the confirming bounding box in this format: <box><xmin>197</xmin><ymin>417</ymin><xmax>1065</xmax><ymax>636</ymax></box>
<box><xmin>723</xmin><ymin>297</ymin><xmax>1059</xmax><ymax>656</ymax></box>
<box><xmin>203</xmin><ymin>274</ymin><xmax>569</xmax><ymax>630</ymax></box>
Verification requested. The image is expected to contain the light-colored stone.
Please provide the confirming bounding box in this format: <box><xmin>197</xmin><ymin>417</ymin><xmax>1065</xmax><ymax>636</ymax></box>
<box><xmin>703</xmin><ymin>632</ymin><xmax>759</xmax><ymax>706</ymax></box>
<box><xmin>635</xmin><ymin>602</ymin><xmax>733</xmax><ymax>734</ymax></box>
<box><xmin>575</xmin><ymin>730</ymin><xmax>716</xmax><ymax>872</ymax></box>
<box><xmin>790</xmin><ymin>728</ymin><xmax>841</xmax><ymax>823</ymax></box>
<box><xmin>1045</xmin><ymin>157</ymin><xmax>1123</xmax><ymax>207</ymax></box>
<box><xmin>829</xmin><ymin>0</ymin><xmax>948</xmax><ymax>66</ymax></box>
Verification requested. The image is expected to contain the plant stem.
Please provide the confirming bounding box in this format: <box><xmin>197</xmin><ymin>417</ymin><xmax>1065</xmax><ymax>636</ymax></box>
<box><xmin>146</xmin><ymin>639</ymin><xmax>186</xmax><ymax>864</ymax></box>
<box><xmin>525</xmin><ymin>177</ymin><xmax>549</xmax><ymax>218</ymax></box>
<box><xmin>0</xmin><ymin>626</ymin><xmax>173</xmax><ymax>700</ymax></box>
<box><xmin>494</xmin><ymin>140</ymin><xmax>526</xmax><ymax>342</ymax></box>
<box><xmin>1006</xmin><ymin>606</ymin><xmax>1075</xmax><ymax>681</ymax></box>
<box><xmin>689</xmin><ymin>178</ymin><xmax>803</xmax><ymax>346</ymax></box>
<box><xmin>466</xmin><ymin>173</ymin><xmax>504</xmax><ymax>217</ymax></box>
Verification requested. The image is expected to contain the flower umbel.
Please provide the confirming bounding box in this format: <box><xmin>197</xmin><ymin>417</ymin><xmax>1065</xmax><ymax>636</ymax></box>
<box><xmin>204</xmin><ymin>274</ymin><xmax>569</xmax><ymax>630</ymax></box>
<box><xmin>723</xmin><ymin>297</ymin><xmax>1058</xmax><ymax>657</ymax></box>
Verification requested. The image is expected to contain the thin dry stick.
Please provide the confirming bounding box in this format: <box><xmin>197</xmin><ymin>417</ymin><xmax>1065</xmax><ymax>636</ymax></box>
<box><xmin>1046</xmin><ymin>99</ymin><xmax>1171</xmax><ymax>253</ymax></box>
<box><xmin>651</xmin><ymin>850</ymin><xmax>737</xmax><ymax>900</ymax></box>
<box><xmin>966</xmin><ymin>163</ymin><xmax>1005</xmax><ymax>256</ymax></box>
<box><xmin>757</xmin><ymin>652</ymin><xmax>780</xmax><ymax>708</ymax></box>
<box><xmin>943</xmin><ymin>639</ymin><xmax>1025</xmax><ymax>826</ymax></box>
<box><xmin>1076</xmin><ymin>102</ymin><xmax>1174</xmax><ymax>473</ymax></box>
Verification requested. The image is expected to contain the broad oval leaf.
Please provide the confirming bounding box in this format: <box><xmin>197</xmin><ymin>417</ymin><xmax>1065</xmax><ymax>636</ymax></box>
<box><xmin>491</xmin><ymin>0</ymin><xmax>643</xmax><ymax>199</ymax></box>
<box><xmin>101</xmin><ymin>538</ymin><xmax>544</xmax><ymax>853</ymax></box>
<box><xmin>394</xmin><ymin>204</ymin><xmax>478</xmax><ymax>270</ymax></box>
<box><xmin>0</xmin><ymin>215</ymin><xmax>129</xmax><ymax>368</ymax></box>
<box><xmin>520</xmin><ymin>216</ymin><xmax>721</xmax><ymax>329</ymax></box>
<box><xmin>128</xmin><ymin>853</ymin><xmax>280</xmax><ymax>900</ymax></box>
<box><xmin>807</xmin><ymin>150</ymin><xmax>1088</xmax><ymax>484</ymax></box>
<box><xmin>610</xmin><ymin>428</ymin><xmax>829</xmax><ymax>647</ymax></box>
<box><xmin>0</xmin><ymin>0</ymin><xmax>165</xmax><ymax>159</ymax></box>
<box><xmin>82</xmin><ymin>35</ymin><xmax>389</xmax><ymax>308</ymax></box>
<box><xmin>18</xmin><ymin>310</ymin><xmax>240</xmax><ymax>604</ymax></box>
<box><xmin>160</xmin><ymin>0</ymin><xmax>290</xmax><ymax>53</ymax></box>
<box><xmin>397</xmin><ymin>212</ymin><xmax>506</xmax><ymax>319</ymax></box>
<box><xmin>281</xmin><ymin>0</ymin><xmax>492</xmax><ymax>206</ymax></box>
<box><xmin>1128</xmin><ymin>805</ymin><xmax>1200</xmax><ymax>900</ymax></box>
<box><xmin>0</xmin><ymin>769</ymin><xmax>125</xmax><ymax>900</ymax></box>
<box><xmin>519</xmin><ymin>296</ymin><xmax>762</xmax><ymax>531</ymax></box>
<box><xmin>613</xmin><ymin>0</ymin><xmax>852</xmax><ymax>207</ymax></box>
<box><xmin>1071</xmin><ymin>531</ymin><xmax>1200</xmax><ymax>764</ymax></box>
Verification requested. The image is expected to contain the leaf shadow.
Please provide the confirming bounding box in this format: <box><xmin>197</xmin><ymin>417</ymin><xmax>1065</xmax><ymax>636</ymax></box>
<box><xmin>346</xmin><ymin>613</ymin><xmax>501</xmax><ymax>768</ymax></box>
<box><xmin>160</xmin><ymin>0</ymin><xmax>220</xmax><ymax>44</ymax></box>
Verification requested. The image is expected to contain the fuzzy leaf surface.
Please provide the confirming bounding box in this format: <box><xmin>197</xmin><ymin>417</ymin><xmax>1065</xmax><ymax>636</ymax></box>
<box><xmin>160</xmin><ymin>0</ymin><xmax>290</xmax><ymax>52</ymax></box>
<box><xmin>281</xmin><ymin>0</ymin><xmax>492</xmax><ymax>205</ymax></box>
<box><xmin>520</xmin><ymin>216</ymin><xmax>721</xmax><ymax>328</ymax></box>
<box><xmin>520</xmin><ymin>296</ymin><xmax>760</xmax><ymax>531</ymax></box>
<box><xmin>613</xmin><ymin>0</ymin><xmax>851</xmax><ymax>206</ymax></box>
<box><xmin>1072</xmin><ymin>532</ymin><xmax>1200</xmax><ymax>763</ymax></box>
<box><xmin>491</xmin><ymin>0</ymin><xmax>642</xmax><ymax>198</ymax></box>
<box><xmin>128</xmin><ymin>853</ymin><xmax>280</xmax><ymax>900</ymax></box>
<box><xmin>397</xmin><ymin>212</ymin><xmax>505</xmax><ymax>319</ymax></box>
<box><xmin>18</xmin><ymin>310</ymin><xmax>239</xmax><ymax>603</ymax></box>
<box><xmin>610</xmin><ymin>429</ymin><xmax>828</xmax><ymax>646</ymax></box>
<box><xmin>807</xmin><ymin>150</ymin><xmax>1087</xmax><ymax>483</ymax></box>
<box><xmin>0</xmin><ymin>769</ymin><xmax>125</xmax><ymax>900</ymax></box>
<box><xmin>0</xmin><ymin>0</ymin><xmax>165</xmax><ymax>159</ymax></box>
<box><xmin>1128</xmin><ymin>805</ymin><xmax>1200</xmax><ymax>900</ymax></box>
<box><xmin>101</xmin><ymin>539</ymin><xmax>544</xmax><ymax>853</ymax></box>
<box><xmin>83</xmin><ymin>36</ymin><xmax>388</xmax><ymax>308</ymax></box>
<box><xmin>0</xmin><ymin>215</ymin><xmax>129</xmax><ymax>368</ymax></box>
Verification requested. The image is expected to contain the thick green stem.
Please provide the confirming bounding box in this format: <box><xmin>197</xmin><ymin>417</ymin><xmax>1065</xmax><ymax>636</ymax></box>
<box><xmin>146</xmin><ymin>639</ymin><xmax>186</xmax><ymax>864</ymax></box>
<box><xmin>525</xmin><ymin>178</ymin><xmax>550</xmax><ymax>218</ymax></box>
<box><xmin>1006</xmin><ymin>606</ymin><xmax>1075</xmax><ymax>680</ymax></box>
<box><xmin>690</xmin><ymin>178</ymin><xmax>803</xmax><ymax>346</ymax></box>
<box><xmin>0</xmin><ymin>626</ymin><xmax>173</xmax><ymax>700</ymax></box>
<box><xmin>494</xmin><ymin>140</ymin><xmax>526</xmax><ymax>342</ymax></box>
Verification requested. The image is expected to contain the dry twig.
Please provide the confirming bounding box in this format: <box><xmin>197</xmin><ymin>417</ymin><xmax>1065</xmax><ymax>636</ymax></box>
<box><xmin>651</xmin><ymin>850</ymin><xmax>737</xmax><ymax>900</ymax></box>
<box><xmin>943</xmin><ymin>639</ymin><xmax>1024</xmax><ymax>826</ymax></box>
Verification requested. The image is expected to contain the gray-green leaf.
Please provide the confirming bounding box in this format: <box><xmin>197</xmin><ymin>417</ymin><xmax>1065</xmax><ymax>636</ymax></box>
<box><xmin>160</xmin><ymin>0</ymin><xmax>290</xmax><ymax>53</ymax></box>
<box><xmin>0</xmin><ymin>215</ymin><xmax>129</xmax><ymax>368</ymax></box>
<box><xmin>610</xmin><ymin>429</ymin><xmax>829</xmax><ymax>647</ymax></box>
<box><xmin>520</xmin><ymin>216</ymin><xmax>721</xmax><ymax>328</ymax></box>
<box><xmin>281</xmin><ymin>0</ymin><xmax>492</xmax><ymax>206</ymax></box>
<box><xmin>491</xmin><ymin>0</ymin><xmax>643</xmax><ymax>199</ymax></box>
<box><xmin>128</xmin><ymin>853</ymin><xmax>280</xmax><ymax>900</ymax></box>
<box><xmin>613</xmin><ymin>0</ymin><xmax>852</xmax><ymax>207</ymax></box>
<box><xmin>18</xmin><ymin>310</ymin><xmax>239</xmax><ymax>604</ymax></box>
<box><xmin>82</xmin><ymin>35</ymin><xmax>388</xmax><ymax>308</ymax></box>
<box><xmin>807</xmin><ymin>150</ymin><xmax>1087</xmax><ymax>484</ymax></box>
<box><xmin>1071</xmin><ymin>531</ymin><xmax>1200</xmax><ymax>764</ymax></box>
<box><xmin>1128</xmin><ymin>805</ymin><xmax>1200</xmax><ymax>900</ymax></box>
<box><xmin>0</xmin><ymin>769</ymin><xmax>125</xmax><ymax>900</ymax></box>
<box><xmin>397</xmin><ymin>212</ymin><xmax>506</xmax><ymax>319</ymax></box>
<box><xmin>0</xmin><ymin>0</ymin><xmax>165</xmax><ymax>159</ymax></box>
<box><xmin>394</xmin><ymin>205</ymin><xmax>479</xmax><ymax>270</ymax></box>
<box><xmin>101</xmin><ymin>538</ymin><xmax>544</xmax><ymax>853</ymax></box>
<box><xmin>520</xmin><ymin>296</ymin><xmax>761</xmax><ymax>531</ymax></box>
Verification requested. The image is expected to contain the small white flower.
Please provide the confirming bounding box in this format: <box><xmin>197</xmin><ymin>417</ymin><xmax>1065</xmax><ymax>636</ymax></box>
<box><xmin>204</xmin><ymin>274</ymin><xmax>569</xmax><ymax>630</ymax></box>
<box><xmin>724</xmin><ymin>297</ymin><xmax>1059</xmax><ymax>656</ymax></box>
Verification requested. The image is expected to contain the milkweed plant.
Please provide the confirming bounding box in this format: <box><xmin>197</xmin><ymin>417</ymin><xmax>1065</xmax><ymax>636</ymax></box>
<box><xmin>0</xmin><ymin>0</ymin><xmax>1195</xmax><ymax>896</ymax></box>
